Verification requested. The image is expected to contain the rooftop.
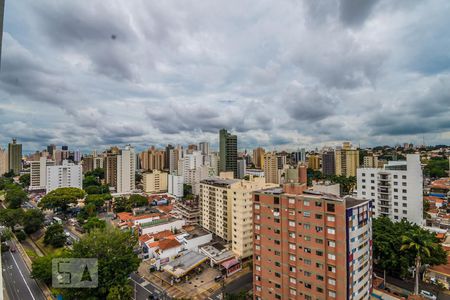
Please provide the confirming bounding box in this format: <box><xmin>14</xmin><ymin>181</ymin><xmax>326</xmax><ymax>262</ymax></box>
<box><xmin>200</xmin><ymin>177</ymin><xmax>240</xmax><ymax>187</ymax></box>
<box><xmin>163</xmin><ymin>251</ymin><xmax>208</xmax><ymax>278</ymax></box>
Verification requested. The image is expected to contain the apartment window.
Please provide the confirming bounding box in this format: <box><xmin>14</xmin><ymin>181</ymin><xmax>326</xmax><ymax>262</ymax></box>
<box><xmin>393</xmin><ymin>174</ymin><xmax>398</xmax><ymax>179</ymax></box>
<box><xmin>255</xmin><ymin>245</ymin><xmax>261</xmax><ymax>250</ymax></box>
<box><xmin>255</xmin><ymin>204</ymin><xmax>260</xmax><ymax>209</ymax></box>
<box><xmin>275</xmin><ymin>273</ymin><xmax>281</xmax><ymax>278</ymax></box>
<box><xmin>316</xmin><ymin>226</ymin><xmax>323</xmax><ymax>232</ymax></box>
<box><xmin>394</xmin><ymin>188</ymin><xmax>398</xmax><ymax>192</ymax></box>
<box><xmin>402</xmin><ymin>175</ymin><xmax>407</xmax><ymax>179</ymax></box>
<box><xmin>304</xmin><ymin>259</ymin><xmax>311</xmax><ymax>265</ymax></box>
<box><xmin>316</xmin><ymin>250</ymin><xmax>323</xmax><ymax>256</ymax></box>
<box><xmin>316</xmin><ymin>275</ymin><xmax>324</xmax><ymax>281</ymax></box>
<box><xmin>316</xmin><ymin>262</ymin><xmax>324</xmax><ymax>269</ymax></box>
<box><xmin>403</xmin><ymin>210</ymin><xmax>407</xmax><ymax>214</ymax></box>
<box><xmin>275</xmin><ymin>261</ymin><xmax>281</xmax><ymax>267</ymax></box>
<box><xmin>362</xmin><ymin>179</ymin><xmax>366</xmax><ymax>183</ymax></box>
<box><xmin>393</xmin><ymin>181</ymin><xmax>398</xmax><ymax>186</ymax></box>
<box><xmin>304</xmin><ymin>271</ymin><xmax>312</xmax><ymax>277</ymax></box>
<box><xmin>274</xmin><ymin>229</ymin><xmax>280</xmax><ymax>234</ymax></box>
<box><xmin>402</xmin><ymin>189</ymin><xmax>407</xmax><ymax>193</ymax></box>
<box><xmin>289</xmin><ymin>221</ymin><xmax>296</xmax><ymax>227</ymax></box>
<box><xmin>289</xmin><ymin>198</ymin><xmax>295</xmax><ymax>204</ymax></box>
<box><xmin>327</xmin><ymin>203</ymin><xmax>335</xmax><ymax>212</ymax></box>
<box><xmin>371</xmin><ymin>174</ymin><xmax>374</xmax><ymax>177</ymax></box>
<box><xmin>362</xmin><ymin>173</ymin><xmax>366</xmax><ymax>176</ymax></box>
<box><xmin>304</xmin><ymin>283</ymin><xmax>312</xmax><ymax>289</ymax></box>
<box><xmin>328</xmin><ymin>240</ymin><xmax>336</xmax><ymax>247</ymax></box>
<box><xmin>328</xmin><ymin>265</ymin><xmax>336</xmax><ymax>273</ymax></box>
<box><xmin>256</xmin><ymin>285</ymin><xmax>262</xmax><ymax>292</ymax></box>
<box><xmin>289</xmin><ymin>254</ymin><xmax>296</xmax><ymax>261</ymax></box>
<box><xmin>275</xmin><ymin>251</ymin><xmax>281</xmax><ymax>256</ymax></box>
<box><xmin>394</xmin><ymin>202</ymin><xmax>398</xmax><ymax>206</ymax></box>
<box><xmin>304</xmin><ymin>200</ymin><xmax>310</xmax><ymax>206</ymax></box>
<box><xmin>316</xmin><ymin>238</ymin><xmax>323</xmax><ymax>244</ymax></box>
<box><xmin>289</xmin><ymin>243</ymin><xmax>296</xmax><ymax>250</ymax></box>
<box><xmin>317</xmin><ymin>287</ymin><xmax>323</xmax><ymax>293</ymax></box>
<box><xmin>328</xmin><ymin>253</ymin><xmax>336</xmax><ymax>260</ymax></box>
<box><xmin>304</xmin><ymin>236</ymin><xmax>311</xmax><ymax>241</ymax></box>
<box><xmin>394</xmin><ymin>195</ymin><xmax>398</xmax><ymax>199</ymax></box>
<box><xmin>255</xmin><ymin>275</ymin><xmax>261</xmax><ymax>281</ymax></box>
<box><xmin>329</xmin><ymin>291</ymin><xmax>336</xmax><ymax>298</ymax></box>
<box><xmin>289</xmin><ymin>266</ymin><xmax>296</xmax><ymax>273</ymax></box>
<box><xmin>327</xmin><ymin>227</ymin><xmax>335</xmax><ymax>234</ymax></box>
<box><xmin>327</xmin><ymin>215</ymin><xmax>335</xmax><ymax>222</ymax></box>
<box><xmin>303</xmin><ymin>211</ymin><xmax>311</xmax><ymax>218</ymax></box>
<box><xmin>289</xmin><ymin>232</ymin><xmax>296</xmax><ymax>238</ymax></box>
<box><xmin>394</xmin><ymin>209</ymin><xmax>398</xmax><ymax>213</ymax></box>
<box><xmin>362</xmin><ymin>185</ymin><xmax>366</xmax><ymax>189</ymax></box>
<box><xmin>274</xmin><ymin>197</ymin><xmax>280</xmax><ymax>205</ymax></box>
<box><xmin>255</xmin><ymin>225</ymin><xmax>260</xmax><ymax>230</ymax></box>
<box><xmin>275</xmin><ymin>293</ymin><xmax>281</xmax><ymax>299</ymax></box>
<box><xmin>402</xmin><ymin>182</ymin><xmax>407</xmax><ymax>186</ymax></box>
<box><xmin>304</xmin><ymin>248</ymin><xmax>311</xmax><ymax>253</ymax></box>
<box><xmin>315</xmin><ymin>201</ymin><xmax>322</xmax><ymax>207</ymax></box>
<box><xmin>256</xmin><ymin>265</ymin><xmax>261</xmax><ymax>271</ymax></box>
<box><xmin>275</xmin><ymin>240</ymin><xmax>281</xmax><ymax>245</ymax></box>
<box><xmin>304</xmin><ymin>224</ymin><xmax>311</xmax><ymax>230</ymax></box>
<box><xmin>289</xmin><ymin>277</ymin><xmax>296</xmax><ymax>284</ymax></box>
<box><xmin>315</xmin><ymin>214</ymin><xmax>322</xmax><ymax>219</ymax></box>
<box><xmin>289</xmin><ymin>288</ymin><xmax>297</xmax><ymax>296</ymax></box>
<box><xmin>402</xmin><ymin>203</ymin><xmax>407</xmax><ymax>208</ymax></box>
<box><xmin>403</xmin><ymin>196</ymin><xmax>407</xmax><ymax>200</ymax></box>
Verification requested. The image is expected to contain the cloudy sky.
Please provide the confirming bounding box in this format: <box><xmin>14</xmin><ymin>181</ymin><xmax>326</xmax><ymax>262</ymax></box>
<box><xmin>1</xmin><ymin>0</ymin><xmax>449</xmax><ymax>153</ymax></box>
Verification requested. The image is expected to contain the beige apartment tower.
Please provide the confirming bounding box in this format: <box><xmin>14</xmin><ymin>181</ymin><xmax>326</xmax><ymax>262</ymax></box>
<box><xmin>335</xmin><ymin>142</ymin><xmax>360</xmax><ymax>177</ymax></box>
<box><xmin>263</xmin><ymin>152</ymin><xmax>279</xmax><ymax>184</ymax></box>
<box><xmin>143</xmin><ymin>170</ymin><xmax>168</xmax><ymax>193</ymax></box>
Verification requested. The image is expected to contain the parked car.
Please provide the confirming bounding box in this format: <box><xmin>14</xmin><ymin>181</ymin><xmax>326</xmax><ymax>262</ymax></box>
<box><xmin>420</xmin><ymin>290</ymin><xmax>437</xmax><ymax>300</ymax></box>
<box><xmin>214</xmin><ymin>274</ymin><xmax>224</xmax><ymax>282</ymax></box>
<box><xmin>10</xmin><ymin>245</ymin><xmax>16</xmax><ymax>253</ymax></box>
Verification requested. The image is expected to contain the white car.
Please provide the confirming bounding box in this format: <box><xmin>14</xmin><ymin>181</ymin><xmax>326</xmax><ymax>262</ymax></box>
<box><xmin>420</xmin><ymin>290</ymin><xmax>437</xmax><ymax>300</ymax></box>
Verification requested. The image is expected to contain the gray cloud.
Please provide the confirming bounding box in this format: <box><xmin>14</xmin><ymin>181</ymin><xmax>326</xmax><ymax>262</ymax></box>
<box><xmin>339</xmin><ymin>0</ymin><xmax>380</xmax><ymax>27</ymax></box>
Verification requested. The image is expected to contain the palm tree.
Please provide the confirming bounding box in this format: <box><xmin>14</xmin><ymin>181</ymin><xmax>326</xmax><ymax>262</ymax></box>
<box><xmin>400</xmin><ymin>229</ymin><xmax>437</xmax><ymax>295</ymax></box>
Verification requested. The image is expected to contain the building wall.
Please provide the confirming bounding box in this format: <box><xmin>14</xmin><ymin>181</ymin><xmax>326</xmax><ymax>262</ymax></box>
<box><xmin>117</xmin><ymin>146</ymin><xmax>136</xmax><ymax>194</ymax></box>
<box><xmin>357</xmin><ymin>154</ymin><xmax>423</xmax><ymax>225</ymax></box>
<box><xmin>8</xmin><ymin>139</ymin><xmax>22</xmax><ymax>175</ymax></box>
<box><xmin>30</xmin><ymin>157</ymin><xmax>54</xmax><ymax>190</ymax></box>
<box><xmin>140</xmin><ymin>219</ymin><xmax>186</xmax><ymax>235</ymax></box>
<box><xmin>46</xmin><ymin>160</ymin><xmax>82</xmax><ymax>192</ymax></box>
<box><xmin>308</xmin><ymin>154</ymin><xmax>321</xmax><ymax>171</ymax></box>
<box><xmin>105</xmin><ymin>154</ymin><xmax>118</xmax><ymax>189</ymax></box>
<box><xmin>335</xmin><ymin>146</ymin><xmax>360</xmax><ymax>177</ymax></box>
<box><xmin>143</xmin><ymin>170</ymin><xmax>168</xmax><ymax>193</ymax></box>
<box><xmin>0</xmin><ymin>148</ymin><xmax>8</xmax><ymax>175</ymax></box>
<box><xmin>263</xmin><ymin>152</ymin><xmax>279</xmax><ymax>184</ymax></box>
<box><xmin>168</xmin><ymin>174</ymin><xmax>184</xmax><ymax>198</ymax></box>
<box><xmin>322</xmin><ymin>150</ymin><xmax>335</xmax><ymax>176</ymax></box>
<box><xmin>253</xmin><ymin>147</ymin><xmax>265</xmax><ymax>169</ymax></box>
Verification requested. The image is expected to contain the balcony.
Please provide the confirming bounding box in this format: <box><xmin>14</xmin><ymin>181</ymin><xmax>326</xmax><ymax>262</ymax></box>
<box><xmin>378</xmin><ymin>187</ymin><xmax>390</xmax><ymax>194</ymax></box>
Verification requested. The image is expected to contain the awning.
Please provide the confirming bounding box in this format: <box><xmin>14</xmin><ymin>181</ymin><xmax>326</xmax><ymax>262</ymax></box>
<box><xmin>221</xmin><ymin>258</ymin><xmax>239</xmax><ymax>269</ymax></box>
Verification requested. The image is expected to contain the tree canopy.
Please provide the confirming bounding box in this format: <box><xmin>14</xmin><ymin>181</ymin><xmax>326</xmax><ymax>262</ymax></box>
<box><xmin>373</xmin><ymin>217</ymin><xmax>447</xmax><ymax>278</ymax></box>
<box><xmin>424</xmin><ymin>157</ymin><xmax>449</xmax><ymax>178</ymax></box>
<box><xmin>4</xmin><ymin>184</ymin><xmax>28</xmax><ymax>208</ymax></box>
<box><xmin>39</xmin><ymin>187</ymin><xmax>85</xmax><ymax>212</ymax></box>
<box><xmin>19</xmin><ymin>173</ymin><xmax>31</xmax><ymax>187</ymax></box>
<box><xmin>83</xmin><ymin>217</ymin><xmax>106</xmax><ymax>233</ymax></box>
<box><xmin>85</xmin><ymin>168</ymin><xmax>105</xmax><ymax>180</ymax></box>
<box><xmin>0</xmin><ymin>209</ymin><xmax>24</xmax><ymax>229</ymax></box>
<box><xmin>44</xmin><ymin>223</ymin><xmax>67</xmax><ymax>248</ymax></box>
<box><xmin>23</xmin><ymin>209</ymin><xmax>45</xmax><ymax>234</ymax></box>
<box><xmin>113</xmin><ymin>195</ymin><xmax>148</xmax><ymax>213</ymax></box>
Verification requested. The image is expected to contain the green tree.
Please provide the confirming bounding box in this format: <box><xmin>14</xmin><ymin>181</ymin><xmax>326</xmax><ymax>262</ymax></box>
<box><xmin>83</xmin><ymin>217</ymin><xmax>106</xmax><ymax>233</ymax></box>
<box><xmin>60</xmin><ymin>228</ymin><xmax>140</xmax><ymax>299</ymax></box>
<box><xmin>83</xmin><ymin>175</ymin><xmax>100</xmax><ymax>188</ymax></box>
<box><xmin>424</xmin><ymin>157</ymin><xmax>449</xmax><ymax>178</ymax></box>
<box><xmin>85</xmin><ymin>194</ymin><xmax>109</xmax><ymax>209</ymax></box>
<box><xmin>84</xmin><ymin>185</ymin><xmax>109</xmax><ymax>195</ymax></box>
<box><xmin>31</xmin><ymin>252</ymin><xmax>69</xmax><ymax>284</ymax></box>
<box><xmin>44</xmin><ymin>224</ymin><xmax>66</xmax><ymax>248</ymax></box>
<box><xmin>0</xmin><ymin>227</ymin><xmax>13</xmax><ymax>242</ymax></box>
<box><xmin>23</xmin><ymin>209</ymin><xmax>45</xmax><ymax>234</ymax></box>
<box><xmin>85</xmin><ymin>168</ymin><xmax>105</xmax><ymax>180</ymax></box>
<box><xmin>401</xmin><ymin>229</ymin><xmax>438</xmax><ymax>295</ymax></box>
<box><xmin>113</xmin><ymin>197</ymin><xmax>130</xmax><ymax>213</ymax></box>
<box><xmin>0</xmin><ymin>177</ymin><xmax>14</xmax><ymax>190</ymax></box>
<box><xmin>129</xmin><ymin>194</ymin><xmax>148</xmax><ymax>207</ymax></box>
<box><xmin>135</xmin><ymin>172</ymin><xmax>143</xmax><ymax>185</ymax></box>
<box><xmin>106</xmin><ymin>284</ymin><xmax>133</xmax><ymax>300</ymax></box>
<box><xmin>19</xmin><ymin>173</ymin><xmax>30</xmax><ymax>187</ymax></box>
<box><xmin>5</xmin><ymin>185</ymin><xmax>28</xmax><ymax>208</ymax></box>
<box><xmin>39</xmin><ymin>187</ymin><xmax>85</xmax><ymax>212</ymax></box>
<box><xmin>15</xmin><ymin>230</ymin><xmax>27</xmax><ymax>241</ymax></box>
<box><xmin>0</xmin><ymin>209</ymin><xmax>24</xmax><ymax>229</ymax></box>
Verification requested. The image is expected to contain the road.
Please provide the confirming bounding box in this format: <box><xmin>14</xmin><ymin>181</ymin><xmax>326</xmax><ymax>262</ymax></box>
<box><xmin>2</xmin><ymin>241</ymin><xmax>46</xmax><ymax>300</ymax></box>
<box><xmin>130</xmin><ymin>272</ymin><xmax>172</xmax><ymax>300</ymax></box>
<box><xmin>209</xmin><ymin>272</ymin><xmax>253</xmax><ymax>300</ymax></box>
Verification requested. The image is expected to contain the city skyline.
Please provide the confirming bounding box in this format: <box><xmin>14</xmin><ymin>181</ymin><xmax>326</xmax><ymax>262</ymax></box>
<box><xmin>1</xmin><ymin>1</ymin><xmax>450</xmax><ymax>151</ymax></box>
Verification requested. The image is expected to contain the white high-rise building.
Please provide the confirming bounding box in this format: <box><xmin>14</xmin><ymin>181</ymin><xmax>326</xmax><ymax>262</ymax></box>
<box><xmin>117</xmin><ymin>145</ymin><xmax>136</xmax><ymax>194</ymax></box>
<box><xmin>46</xmin><ymin>160</ymin><xmax>82</xmax><ymax>192</ymax></box>
<box><xmin>30</xmin><ymin>157</ymin><xmax>55</xmax><ymax>190</ymax></box>
<box><xmin>357</xmin><ymin>154</ymin><xmax>423</xmax><ymax>224</ymax></box>
<box><xmin>168</xmin><ymin>174</ymin><xmax>184</xmax><ymax>198</ymax></box>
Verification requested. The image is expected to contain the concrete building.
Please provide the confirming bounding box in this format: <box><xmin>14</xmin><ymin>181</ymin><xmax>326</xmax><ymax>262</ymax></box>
<box><xmin>168</xmin><ymin>174</ymin><xmax>184</xmax><ymax>198</ymax></box>
<box><xmin>117</xmin><ymin>145</ymin><xmax>136</xmax><ymax>194</ymax></box>
<box><xmin>237</xmin><ymin>158</ymin><xmax>246</xmax><ymax>179</ymax></box>
<box><xmin>263</xmin><ymin>152</ymin><xmax>279</xmax><ymax>184</ymax></box>
<box><xmin>46</xmin><ymin>160</ymin><xmax>82</xmax><ymax>192</ymax></box>
<box><xmin>173</xmin><ymin>200</ymin><xmax>200</xmax><ymax>224</ymax></box>
<box><xmin>335</xmin><ymin>142</ymin><xmax>360</xmax><ymax>177</ymax></box>
<box><xmin>253</xmin><ymin>185</ymin><xmax>373</xmax><ymax>300</ymax></box>
<box><xmin>30</xmin><ymin>157</ymin><xmax>54</xmax><ymax>190</ymax></box>
<box><xmin>199</xmin><ymin>142</ymin><xmax>210</xmax><ymax>155</ymax></box>
<box><xmin>105</xmin><ymin>153</ymin><xmax>118</xmax><ymax>190</ymax></box>
<box><xmin>219</xmin><ymin>129</ymin><xmax>238</xmax><ymax>178</ymax></box>
<box><xmin>199</xmin><ymin>176</ymin><xmax>276</xmax><ymax>258</ymax></box>
<box><xmin>357</xmin><ymin>154</ymin><xmax>423</xmax><ymax>224</ymax></box>
<box><xmin>169</xmin><ymin>147</ymin><xmax>181</xmax><ymax>174</ymax></box>
<box><xmin>143</xmin><ymin>170</ymin><xmax>168</xmax><ymax>193</ymax></box>
<box><xmin>308</xmin><ymin>154</ymin><xmax>321</xmax><ymax>171</ymax></box>
<box><xmin>8</xmin><ymin>138</ymin><xmax>22</xmax><ymax>175</ymax></box>
<box><xmin>141</xmin><ymin>147</ymin><xmax>165</xmax><ymax>171</ymax></box>
<box><xmin>0</xmin><ymin>147</ymin><xmax>8</xmax><ymax>175</ymax></box>
<box><xmin>165</xmin><ymin>144</ymin><xmax>174</xmax><ymax>169</ymax></box>
<box><xmin>253</xmin><ymin>147</ymin><xmax>265</xmax><ymax>169</ymax></box>
<box><xmin>322</xmin><ymin>150</ymin><xmax>335</xmax><ymax>176</ymax></box>
<box><xmin>82</xmin><ymin>154</ymin><xmax>104</xmax><ymax>174</ymax></box>
<box><xmin>363</xmin><ymin>154</ymin><xmax>379</xmax><ymax>168</ymax></box>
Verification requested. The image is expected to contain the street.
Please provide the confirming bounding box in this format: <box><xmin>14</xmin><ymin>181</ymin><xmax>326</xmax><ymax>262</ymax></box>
<box><xmin>209</xmin><ymin>272</ymin><xmax>253</xmax><ymax>300</ymax></box>
<box><xmin>1</xmin><ymin>241</ymin><xmax>46</xmax><ymax>300</ymax></box>
<box><xmin>130</xmin><ymin>272</ymin><xmax>172</xmax><ymax>300</ymax></box>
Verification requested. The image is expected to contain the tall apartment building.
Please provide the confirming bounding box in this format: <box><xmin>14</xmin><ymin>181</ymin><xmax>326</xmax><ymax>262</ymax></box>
<box><xmin>140</xmin><ymin>147</ymin><xmax>165</xmax><ymax>171</ymax></box>
<box><xmin>237</xmin><ymin>158</ymin><xmax>246</xmax><ymax>179</ymax></box>
<box><xmin>219</xmin><ymin>129</ymin><xmax>238</xmax><ymax>178</ymax></box>
<box><xmin>8</xmin><ymin>138</ymin><xmax>22</xmax><ymax>175</ymax></box>
<box><xmin>165</xmin><ymin>144</ymin><xmax>174</xmax><ymax>169</ymax></box>
<box><xmin>169</xmin><ymin>147</ymin><xmax>181</xmax><ymax>174</ymax></box>
<box><xmin>264</xmin><ymin>152</ymin><xmax>279</xmax><ymax>184</ymax></box>
<box><xmin>0</xmin><ymin>147</ymin><xmax>8</xmax><ymax>175</ymax></box>
<box><xmin>117</xmin><ymin>145</ymin><xmax>136</xmax><ymax>193</ymax></box>
<box><xmin>357</xmin><ymin>154</ymin><xmax>423</xmax><ymax>224</ymax></box>
<box><xmin>335</xmin><ymin>142</ymin><xmax>360</xmax><ymax>177</ymax></box>
<box><xmin>30</xmin><ymin>157</ymin><xmax>55</xmax><ymax>190</ymax></box>
<box><xmin>82</xmin><ymin>154</ymin><xmax>104</xmax><ymax>174</ymax></box>
<box><xmin>322</xmin><ymin>150</ymin><xmax>335</xmax><ymax>176</ymax></box>
<box><xmin>199</xmin><ymin>142</ymin><xmax>210</xmax><ymax>156</ymax></box>
<box><xmin>47</xmin><ymin>144</ymin><xmax>56</xmax><ymax>159</ymax></box>
<box><xmin>363</xmin><ymin>154</ymin><xmax>379</xmax><ymax>168</ymax></box>
<box><xmin>168</xmin><ymin>174</ymin><xmax>184</xmax><ymax>198</ymax></box>
<box><xmin>46</xmin><ymin>160</ymin><xmax>82</xmax><ymax>192</ymax></box>
<box><xmin>253</xmin><ymin>185</ymin><xmax>373</xmax><ymax>300</ymax></box>
<box><xmin>199</xmin><ymin>176</ymin><xmax>277</xmax><ymax>258</ymax></box>
<box><xmin>143</xmin><ymin>170</ymin><xmax>168</xmax><ymax>193</ymax></box>
<box><xmin>105</xmin><ymin>153</ymin><xmax>118</xmax><ymax>189</ymax></box>
<box><xmin>308</xmin><ymin>154</ymin><xmax>321</xmax><ymax>171</ymax></box>
<box><xmin>253</xmin><ymin>147</ymin><xmax>265</xmax><ymax>169</ymax></box>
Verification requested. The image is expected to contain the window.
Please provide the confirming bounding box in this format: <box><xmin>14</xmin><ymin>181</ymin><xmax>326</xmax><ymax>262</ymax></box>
<box><xmin>289</xmin><ymin>243</ymin><xmax>296</xmax><ymax>250</ymax></box>
<box><xmin>402</xmin><ymin>203</ymin><xmax>407</xmax><ymax>207</ymax></box>
<box><xmin>256</xmin><ymin>285</ymin><xmax>262</xmax><ymax>292</ymax></box>
<box><xmin>402</xmin><ymin>189</ymin><xmax>407</xmax><ymax>193</ymax></box>
<box><xmin>329</xmin><ymin>291</ymin><xmax>336</xmax><ymax>298</ymax></box>
<box><xmin>289</xmin><ymin>266</ymin><xmax>296</xmax><ymax>273</ymax></box>
<box><xmin>275</xmin><ymin>261</ymin><xmax>281</xmax><ymax>267</ymax></box>
<box><xmin>328</xmin><ymin>265</ymin><xmax>336</xmax><ymax>273</ymax></box>
<box><xmin>316</xmin><ymin>226</ymin><xmax>323</xmax><ymax>232</ymax></box>
<box><xmin>289</xmin><ymin>288</ymin><xmax>296</xmax><ymax>296</ymax></box>
<box><xmin>327</xmin><ymin>227</ymin><xmax>335</xmax><ymax>234</ymax></box>
<box><xmin>304</xmin><ymin>200</ymin><xmax>310</xmax><ymax>206</ymax></box>
<box><xmin>289</xmin><ymin>277</ymin><xmax>296</xmax><ymax>284</ymax></box>
<box><xmin>403</xmin><ymin>210</ymin><xmax>407</xmax><ymax>214</ymax></box>
<box><xmin>289</xmin><ymin>221</ymin><xmax>295</xmax><ymax>227</ymax></box>
<box><xmin>275</xmin><ymin>294</ymin><xmax>281</xmax><ymax>299</ymax></box>
<box><xmin>328</xmin><ymin>253</ymin><xmax>336</xmax><ymax>260</ymax></box>
<box><xmin>275</xmin><ymin>240</ymin><xmax>281</xmax><ymax>245</ymax></box>
<box><xmin>274</xmin><ymin>197</ymin><xmax>280</xmax><ymax>205</ymax></box>
<box><xmin>327</xmin><ymin>215</ymin><xmax>335</xmax><ymax>222</ymax></box>
<box><xmin>316</xmin><ymin>250</ymin><xmax>323</xmax><ymax>256</ymax></box>
<box><xmin>304</xmin><ymin>283</ymin><xmax>312</xmax><ymax>289</ymax></box>
<box><xmin>316</xmin><ymin>275</ymin><xmax>324</xmax><ymax>281</ymax></box>
<box><xmin>315</xmin><ymin>201</ymin><xmax>322</xmax><ymax>207</ymax></box>
<box><xmin>256</xmin><ymin>265</ymin><xmax>261</xmax><ymax>271</ymax></box>
<box><xmin>328</xmin><ymin>240</ymin><xmax>336</xmax><ymax>247</ymax></box>
<box><xmin>402</xmin><ymin>182</ymin><xmax>407</xmax><ymax>186</ymax></box>
<box><xmin>315</xmin><ymin>214</ymin><xmax>322</xmax><ymax>219</ymax></box>
<box><xmin>304</xmin><ymin>236</ymin><xmax>311</xmax><ymax>241</ymax></box>
<box><xmin>304</xmin><ymin>248</ymin><xmax>311</xmax><ymax>253</ymax></box>
<box><xmin>304</xmin><ymin>271</ymin><xmax>312</xmax><ymax>277</ymax></box>
<box><xmin>274</xmin><ymin>229</ymin><xmax>280</xmax><ymax>234</ymax></box>
<box><xmin>316</xmin><ymin>262</ymin><xmax>323</xmax><ymax>269</ymax></box>
<box><xmin>289</xmin><ymin>254</ymin><xmax>296</xmax><ymax>261</ymax></box>
<box><xmin>327</xmin><ymin>203</ymin><xmax>335</xmax><ymax>212</ymax></box>
<box><xmin>303</xmin><ymin>211</ymin><xmax>311</xmax><ymax>217</ymax></box>
<box><xmin>328</xmin><ymin>278</ymin><xmax>336</xmax><ymax>285</ymax></box>
<box><xmin>275</xmin><ymin>272</ymin><xmax>281</xmax><ymax>278</ymax></box>
<box><xmin>304</xmin><ymin>224</ymin><xmax>310</xmax><ymax>230</ymax></box>
<box><xmin>402</xmin><ymin>175</ymin><xmax>407</xmax><ymax>179</ymax></box>
<box><xmin>317</xmin><ymin>287</ymin><xmax>323</xmax><ymax>293</ymax></box>
<box><xmin>255</xmin><ymin>224</ymin><xmax>260</xmax><ymax>230</ymax></box>
<box><xmin>289</xmin><ymin>198</ymin><xmax>295</xmax><ymax>204</ymax></box>
<box><xmin>316</xmin><ymin>238</ymin><xmax>323</xmax><ymax>244</ymax></box>
<box><xmin>289</xmin><ymin>232</ymin><xmax>295</xmax><ymax>238</ymax></box>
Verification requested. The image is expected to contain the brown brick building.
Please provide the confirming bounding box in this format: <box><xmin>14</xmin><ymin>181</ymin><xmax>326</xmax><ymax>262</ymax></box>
<box><xmin>253</xmin><ymin>183</ymin><xmax>372</xmax><ymax>300</ymax></box>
